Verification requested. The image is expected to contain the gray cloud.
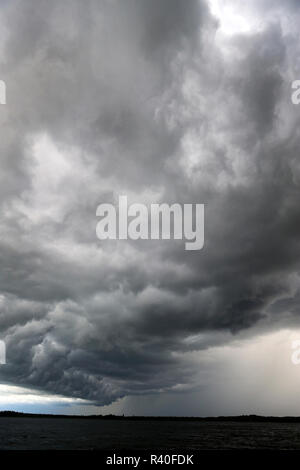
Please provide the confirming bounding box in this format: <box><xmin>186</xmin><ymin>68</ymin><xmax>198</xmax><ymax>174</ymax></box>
<box><xmin>0</xmin><ymin>0</ymin><xmax>299</xmax><ymax>409</ymax></box>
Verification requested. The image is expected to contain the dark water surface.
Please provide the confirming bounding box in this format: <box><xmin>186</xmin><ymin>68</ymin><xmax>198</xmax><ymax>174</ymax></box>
<box><xmin>0</xmin><ymin>418</ymin><xmax>299</xmax><ymax>450</ymax></box>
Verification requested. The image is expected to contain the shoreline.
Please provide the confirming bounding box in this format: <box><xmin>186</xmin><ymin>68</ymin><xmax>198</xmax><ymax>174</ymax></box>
<box><xmin>1</xmin><ymin>411</ymin><xmax>300</xmax><ymax>422</ymax></box>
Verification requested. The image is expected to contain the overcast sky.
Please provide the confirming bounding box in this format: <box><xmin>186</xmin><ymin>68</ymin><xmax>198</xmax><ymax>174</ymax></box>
<box><xmin>1</xmin><ymin>0</ymin><xmax>300</xmax><ymax>416</ymax></box>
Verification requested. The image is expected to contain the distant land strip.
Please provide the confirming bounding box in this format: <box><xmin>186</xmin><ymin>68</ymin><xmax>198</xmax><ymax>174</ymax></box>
<box><xmin>1</xmin><ymin>412</ymin><xmax>300</xmax><ymax>422</ymax></box>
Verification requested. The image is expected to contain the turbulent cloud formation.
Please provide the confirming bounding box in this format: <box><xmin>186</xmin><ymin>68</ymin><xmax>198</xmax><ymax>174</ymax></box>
<box><xmin>0</xmin><ymin>0</ymin><xmax>300</xmax><ymax>409</ymax></box>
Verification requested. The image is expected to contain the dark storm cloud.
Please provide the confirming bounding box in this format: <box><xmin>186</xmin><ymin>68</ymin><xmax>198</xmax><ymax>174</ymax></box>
<box><xmin>0</xmin><ymin>0</ymin><xmax>300</xmax><ymax>405</ymax></box>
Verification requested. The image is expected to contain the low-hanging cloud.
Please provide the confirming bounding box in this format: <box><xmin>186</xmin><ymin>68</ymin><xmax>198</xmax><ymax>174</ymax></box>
<box><xmin>0</xmin><ymin>0</ymin><xmax>300</xmax><ymax>407</ymax></box>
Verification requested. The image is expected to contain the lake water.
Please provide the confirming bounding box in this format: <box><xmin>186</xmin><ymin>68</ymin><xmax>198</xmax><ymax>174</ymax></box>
<box><xmin>0</xmin><ymin>418</ymin><xmax>299</xmax><ymax>450</ymax></box>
